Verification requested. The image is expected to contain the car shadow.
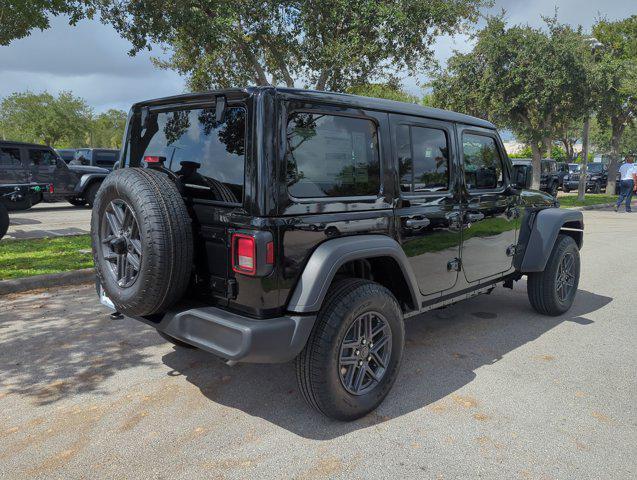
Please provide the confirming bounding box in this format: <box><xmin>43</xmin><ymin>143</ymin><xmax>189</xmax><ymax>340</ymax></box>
<box><xmin>160</xmin><ymin>284</ymin><xmax>611</xmax><ymax>440</ymax></box>
<box><xmin>5</xmin><ymin>227</ymin><xmax>89</xmax><ymax>239</ymax></box>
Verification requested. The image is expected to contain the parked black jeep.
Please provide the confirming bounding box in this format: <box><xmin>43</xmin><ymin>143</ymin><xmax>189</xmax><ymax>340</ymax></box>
<box><xmin>511</xmin><ymin>158</ymin><xmax>562</xmax><ymax>197</ymax></box>
<box><xmin>92</xmin><ymin>87</ymin><xmax>583</xmax><ymax>421</ymax></box>
<box><xmin>562</xmin><ymin>162</ymin><xmax>608</xmax><ymax>193</ymax></box>
<box><xmin>0</xmin><ymin>141</ymin><xmax>110</xmax><ymax>208</ymax></box>
<box><xmin>70</xmin><ymin>148</ymin><xmax>120</xmax><ymax>171</ymax></box>
<box><xmin>0</xmin><ymin>182</ymin><xmax>50</xmax><ymax>240</ymax></box>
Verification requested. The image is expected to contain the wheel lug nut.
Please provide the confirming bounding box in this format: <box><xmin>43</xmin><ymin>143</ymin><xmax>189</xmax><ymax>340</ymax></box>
<box><xmin>361</xmin><ymin>339</ymin><xmax>366</xmax><ymax>345</ymax></box>
<box><xmin>369</xmin><ymin>343</ymin><xmax>373</xmax><ymax>348</ymax></box>
<box><xmin>367</xmin><ymin>355</ymin><xmax>372</xmax><ymax>361</ymax></box>
<box><xmin>355</xmin><ymin>350</ymin><xmax>360</xmax><ymax>355</ymax></box>
<box><xmin>358</xmin><ymin>360</ymin><xmax>363</xmax><ymax>366</ymax></box>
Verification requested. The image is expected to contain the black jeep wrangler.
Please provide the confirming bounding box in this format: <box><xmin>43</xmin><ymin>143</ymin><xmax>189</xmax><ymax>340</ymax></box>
<box><xmin>92</xmin><ymin>87</ymin><xmax>583</xmax><ymax>421</ymax></box>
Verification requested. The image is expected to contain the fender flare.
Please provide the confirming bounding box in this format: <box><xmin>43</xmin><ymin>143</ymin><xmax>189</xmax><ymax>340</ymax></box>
<box><xmin>286</xmin><ymin>235</ymin><xmax>420</xmax><ymax>313</ymax></box>
<box><xmin>518</xmin><ymin>208</ymin><xmax>583</xmax><ymax>273</ymax></box>
<box><xmin>75</xmin><ymin>173</ymin><xmax>107</xmax><ymax>194</ymax></box>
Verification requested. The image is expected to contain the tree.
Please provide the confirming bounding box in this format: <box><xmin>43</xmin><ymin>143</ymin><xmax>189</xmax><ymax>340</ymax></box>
<box><xmin>347</xmin><ymin>80</ymin><xmax>417</xmax><ymax>103</ymax></box>
<box><xmin>590</xmin><ymin>15</ymin><xmax>637</xmax><ymax>194</ymax></box>
<box><xmin>0</xmin><ymin>1</ymin><xmax>86</xmax><ymax>45</ymax></box>
<box><xmin>429</xmin><ymin>16</ymin><xmax>590</xmax><ymax>189</ymax></box>
<box><xmin>89</xmin><ymin>109</ymin><xmax>128</xmax><ymax>148</ymax></box>
<box><xmin>0</xmin><ymin>91</ymin><xmax>91</xmax><ymax>146</ymax></box>
<box><xmin>86</xmin><ymin>0</ymin><xmax>485</xmax><ymax>92</ymax></box>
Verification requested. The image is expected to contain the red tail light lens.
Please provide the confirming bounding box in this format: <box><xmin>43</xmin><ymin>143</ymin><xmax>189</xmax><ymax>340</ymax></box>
<box><xmin>48</xmin><ymin>184</ymin><xmax>54</xmax><ymax>194</ymax></box>
<box><xmin>232</xmin><ymin>234</ymin><xmax>256</xmax><ymax>275</ymax></box>
<box><xmin>143</xmin><ymin>155</ymin><xmax>163</xmax><ymax>164</ymax></box>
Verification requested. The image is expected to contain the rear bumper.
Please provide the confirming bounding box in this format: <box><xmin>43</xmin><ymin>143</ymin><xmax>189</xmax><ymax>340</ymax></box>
<box><xmin>131</xmin><ymin>305</ymin><xmax>316</xmax><ymax>364</ymax></box>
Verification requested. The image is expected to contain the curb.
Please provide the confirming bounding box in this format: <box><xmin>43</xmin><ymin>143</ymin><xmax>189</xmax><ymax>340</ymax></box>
<box><xmin>566</xmin><ymin>199</ymin><xmax>637</xmax><ymax>211</ymax></box>
<box><xmin>0</xmin><ymin>268</ymin><xmax>95</xmax><ymax>296</ymax></box>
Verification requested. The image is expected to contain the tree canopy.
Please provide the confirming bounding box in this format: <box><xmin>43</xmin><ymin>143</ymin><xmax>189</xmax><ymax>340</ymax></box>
<box><xmin>2</xmin><ymin>0</ymin><xmax>487</xmax><ymax>91</ymax></box>
<box><xmin>0</xmin><ymin>91</ymin><xmax>126</xmax><ymax>148</ymax></box>
<box><xmin>429</xmin><ymin>16</ymin><xmax>591</xmax><ymax>187</ymax></box>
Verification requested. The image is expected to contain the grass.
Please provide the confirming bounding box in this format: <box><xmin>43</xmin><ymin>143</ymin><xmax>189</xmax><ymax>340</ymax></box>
<box><xmin>0</xmin><ymin>235</ymin><xmax>93</xmax><ymax>280</ymax></box>
<box><xmin>558</xmin><ymin>194</ymin><xmax>621</xmax><ymax>208</ymax></box>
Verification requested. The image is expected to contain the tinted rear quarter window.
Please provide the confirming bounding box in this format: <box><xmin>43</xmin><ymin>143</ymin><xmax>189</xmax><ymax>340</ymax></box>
<box><xmin>0</xmin><ymin>147</ymin><xmax>21</xmax><ymax>166</ymax></box>
<box><xmin>397</xmin><ymin>125</ymin><xmax>450</xmax><ymax>193</ymax></box>
<box><xmin>285</xmin><ymin>112</ymin><xmax>380</xmax><ymax>198</ymax></box>
<box><xmin>94</xmin><ymin>151</ymin><xmax>118</xmax><ymax>166</ymax></box>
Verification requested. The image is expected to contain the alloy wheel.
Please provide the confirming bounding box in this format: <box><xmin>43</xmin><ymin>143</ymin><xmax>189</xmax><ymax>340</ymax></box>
<box><xmin>338</xmin><ymin>311</ymin><xmax>392</xmax><ymax>396</ymax></box>
<box><xmin>100</xmin><ymin>199</ymin><xmax>142</xmax><ymax>288</ymax></box>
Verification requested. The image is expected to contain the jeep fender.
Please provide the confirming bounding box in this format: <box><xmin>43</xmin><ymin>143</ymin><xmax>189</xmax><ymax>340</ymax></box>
<box><xmin>75</xmin><ymin>173</ymin><xmax>107</xmax><ymax>194</ymax></box>
<box><xmin>518</xmin><ymin>208</ymin><xmax>583</xmax><ymax>273</ymax></box>
<box><xmin>286</xmin><ymin>235</ymin><xmax>420</xmax><ymax>313</ymax></box>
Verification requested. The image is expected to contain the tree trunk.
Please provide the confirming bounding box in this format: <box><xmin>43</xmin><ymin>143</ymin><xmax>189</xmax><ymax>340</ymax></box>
<box><xmin>530</xmin><ymin>142</ymin><xmax>542</xmax><ymax>190</ymax></box>
<box><xmin>577</xmin><ymin>116</ymin><xmax>590</xmax><ymax>202</ymax></box>
<box><xmin>606</xmin><ymin>122</ymin><xmax>624</xmax><ymax>196</ymax></box>
<box><xmin>542</xmin><ymin>137</ymin><xmax>552</xmax><ymax>158</ymax></box>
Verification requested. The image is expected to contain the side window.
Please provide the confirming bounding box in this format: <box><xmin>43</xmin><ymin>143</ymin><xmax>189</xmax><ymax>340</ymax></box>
<box><xmin>462</xmin><ymin>133</ymin><xmax>503</xmax><ymax>190</ymax></box>
<box><xmin>286</xmin><ymin>112</ymin><xmax>380</xmax><ymax>198</ymax></box>
<box><xmin>29</xmin><ymin>149</ymin><xmax>58</xmax><ymax>166</ymax></box>
<box><xmin>397</xmin><ymin>125</ymin><xmax>450</xmax><ymax>193</ymax></box>
<box><xmin>0</xmin><ymin>147</ymin><xmax>21</xmax><ymax>166</ymax></box>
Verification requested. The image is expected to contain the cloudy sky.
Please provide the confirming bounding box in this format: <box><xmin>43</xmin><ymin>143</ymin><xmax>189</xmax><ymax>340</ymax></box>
<box><xmin>0</xmin><ymin>0</ymin><xmax>634</xmax><ymax>113</ymax></box>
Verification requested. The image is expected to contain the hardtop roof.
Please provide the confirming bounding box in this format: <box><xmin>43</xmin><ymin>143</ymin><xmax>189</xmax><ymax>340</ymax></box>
<box><xmin>131</xmin><ymin>86</ymin><xmax>496</xmax><ymax>129</ymax></box>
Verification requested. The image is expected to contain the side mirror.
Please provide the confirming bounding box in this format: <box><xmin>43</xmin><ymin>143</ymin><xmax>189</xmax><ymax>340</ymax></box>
<box><xmin>512</xmin><ymin>164</ymin><xmax>532</xmax><ymax>189</ymax></box>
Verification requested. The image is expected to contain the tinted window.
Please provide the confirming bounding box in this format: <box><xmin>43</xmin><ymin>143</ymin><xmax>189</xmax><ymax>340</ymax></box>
<box><xmin>587</xmin><ymin>163</ymin><xmax>605</xmax><ymax>173</ymax></box>
<box><xmin>136</xmin><ymin>106</ymin><xmax>246</xmax><ymax>204</ymax></box>
<box><xmin>286</xmin><ymin>112</ymin><xmax>380</xmax><ymax>198</ymax></box>
<box><xmin>0</xmin><ymin>147</ymin><xmax>21</xmax><ymax>166</ymax></box>
<box><xmin>29</xmin><ymin>149</ymin><xmax>58</xmax><ymax>166</ymax></box>
<box><xmin>57</xmin><ymin>150</ymin><xmax>75</xmax><ymax>162</ymax></box>
<box><xmin>463</xmin><ymin>134</ymin><xmax>503</xmax><ymax>190</ymax></box>
<box><xmin>397</xmin><ymin>125</ymin><xmax>449</xmax><ymax>193</ymax></box>
<box><xmin>94</xmin><ymin>151</ymin><xmax>118</xmax><ymax>166</ymax></box>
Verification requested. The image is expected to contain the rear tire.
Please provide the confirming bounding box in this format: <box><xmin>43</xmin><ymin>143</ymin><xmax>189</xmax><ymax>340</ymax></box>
<box><xmin>91</xmin><ymin>168</ymin><xmax>193</xmax><ymax>316</ymax></box>
<box><xmin>68</xmin><ymin>197</ymin><xmax>86</xmax><ymax>207</ymax></box>
<box><xmin>296</xmin><ymin>279</ymin><xmax>404</xmax><ymax>421</ymax></box>
<box><xmin>0</xmin><ymin>203</ymin><xmax>9</xmax><ymax>240</ymax></box>
<box><xmin>527</xmin><ymin>234</ymin><xmax>580</xmax><ymax>316</ymax></box>
<box><xmin>85</xmin><ymin>182</ymin><xmax>102</xmax><ymax>208</ymax></box>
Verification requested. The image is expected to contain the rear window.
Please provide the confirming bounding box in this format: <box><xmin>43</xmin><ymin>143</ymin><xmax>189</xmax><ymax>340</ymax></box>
<box><xmin>0</xmin><ymin>147</ymin><xmax>21</xmax><ymax>166</ymax></box>
<box><xmin>129</xmin><ymin>106</ymin><xmax>246</xmax><ymax>204</ymax></box>
<box><xmin>94</xmin><ymin>151</ymin><xmax>118</xmax><ymax>166</ymax></box>
<box><xmin>285</xmin><ymin>112</ymin><xmax>380</xmax><ymax>198</ymax></box>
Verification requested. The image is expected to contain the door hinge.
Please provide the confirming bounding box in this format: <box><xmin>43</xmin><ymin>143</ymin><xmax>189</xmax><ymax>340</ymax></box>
<box><xmin>447</xmin><ymin>257</ymin><xmax>461</xmax><ymax>272</ymax></box>
<box><xmin>506</xmin><ymin>244</ymin><xmax>517</xmax><ymax>257</ymax></box>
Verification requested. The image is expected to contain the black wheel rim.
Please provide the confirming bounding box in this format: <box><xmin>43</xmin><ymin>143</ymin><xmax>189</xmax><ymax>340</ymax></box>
<box><xmin>556</xmin><ymin>251</ymin><xmax>576</xmax><ymax>302</ymax></box>
<box><xmin>100</xmin><ymin>199</ymin><xmax>142</xmax><ymax>288</ymax></box>
<box><xmin>338</xmin><ymin>311</ymin><xmax>392</xmax><ymax>396</ymax></box>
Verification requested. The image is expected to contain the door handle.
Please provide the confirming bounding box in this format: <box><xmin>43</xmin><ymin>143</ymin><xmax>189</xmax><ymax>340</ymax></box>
<box><xmin>404</xmin><ymin>218</ymin><xmax>430</xmax><ymax>229</ymax></box>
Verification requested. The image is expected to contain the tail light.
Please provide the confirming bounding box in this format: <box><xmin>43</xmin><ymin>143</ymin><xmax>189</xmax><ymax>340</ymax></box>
<box><xmin>48</xmin><ymin>184</ymin><xmax>54</xmax><ymax>194</ymax></box>
<box><xmin>232</xmin><ymin>234</ymin><xmax>256</xmax><ymax>275</ymax></box>
<box><xmin>231</xmin><ymin>232</ymin><xmax>275</xmax><ymax>276</ymax></box>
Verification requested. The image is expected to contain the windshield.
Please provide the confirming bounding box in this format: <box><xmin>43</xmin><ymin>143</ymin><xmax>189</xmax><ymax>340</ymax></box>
<box><xmin>568</xmin><ymin>164</ymin><xmax>580</xmax><ymax>172</ymax></box>
<box><xmin>587</xmin><ymin>163</ymin><xmax>605</xmax><ymax>173</ymax></box>
<box><xmin>126</xmin><ymin>105</ymin><xmax>246</xmax><ymax>204</ymax></box>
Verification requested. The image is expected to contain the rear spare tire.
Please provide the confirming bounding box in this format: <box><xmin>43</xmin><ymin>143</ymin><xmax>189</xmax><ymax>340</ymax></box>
<box><xmin>91</xmin><ymin>168</ymin><xmax>193</xmax><ymax>316</ymax></box>
<box><xmin>0</xmin><ymin>203</ymin><xmax>9</xmax><ymax>240</ymax></box>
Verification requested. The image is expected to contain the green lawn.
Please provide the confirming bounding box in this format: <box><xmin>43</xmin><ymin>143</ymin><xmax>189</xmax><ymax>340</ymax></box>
<box><xmin>558</xmin><ymin>194</ymin><xmax>620</xmax><ymax>208</ymax></box>
<box><xmin>0</xmin><ymin>235</ymin><xmax>93</xmax><ymax>280</ymax></box>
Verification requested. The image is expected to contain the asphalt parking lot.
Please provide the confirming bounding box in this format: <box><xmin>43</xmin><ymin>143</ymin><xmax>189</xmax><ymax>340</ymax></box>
<box><xmin>0</xmin><ymin>209</ymin><xmax>635</xmax><ymax>479</ymax></box>
<box><xmin>5</xmin><ymin>202</ymin><xmax>91</xmax><ymax>240</ymax></box>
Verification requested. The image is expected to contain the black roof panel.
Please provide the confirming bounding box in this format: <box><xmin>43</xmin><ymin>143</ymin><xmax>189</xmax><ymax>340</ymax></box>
<box><xmin>131</xmin><ymin>86</ymin><xmax>496</xmax><ymax>129</ymax></box>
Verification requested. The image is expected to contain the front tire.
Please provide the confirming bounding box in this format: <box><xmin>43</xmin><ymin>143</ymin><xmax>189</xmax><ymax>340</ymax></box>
<box><xmin>85</xmin><ymin>182</ymin><xmax>102</xmax><ymax>208</ymax></box>
<box><xmin>549</xmin><ymin>182</ymin><xmax>558</xmax><ymax>197</ymax></box>
<box><xmin>527</xmin><ymin>234</ymin><xmax>580</xmax><ymax>316</ymax></box>
<box><xmin>296</xmin><ymin>279</ymin><xmax>404</xmax><ymax>421</ymax></box>
<box><xmin>0</xmin><ymin>203</ymin><xmax>9</xmax><ymax>240</ymax></box>
<box><xmin>592</xmin><ymin>181</ymin><xmax>602</xmax><ymax>194</ymax></box>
